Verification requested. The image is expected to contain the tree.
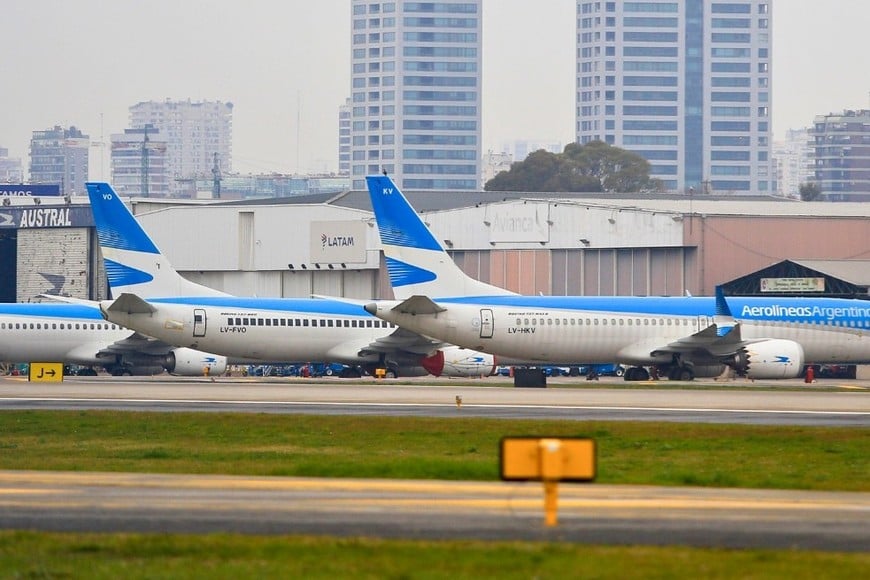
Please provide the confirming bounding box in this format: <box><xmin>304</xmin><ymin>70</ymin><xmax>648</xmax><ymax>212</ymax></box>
<box><xmin>799</xmin><ymin>182</ymin><xmax>822</xmax><ymax>201</ymax></box>
<box><xmin>485</xmin><ymin>140</ymin><xmax>656</xmax><ymax>193</ymax></box>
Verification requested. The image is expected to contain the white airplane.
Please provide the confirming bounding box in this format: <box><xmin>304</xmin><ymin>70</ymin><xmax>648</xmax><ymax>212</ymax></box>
<box><xmin>87</xmin><ymin>182</ymin><xmax>495</xmax><ymax>378</ymax></box>
<box><xmin>0</xmin><ymin>301</ymin><xmax>228</xmax><ymax>376</ymax></box>
<box><xmin>362</xmin><ymin>173</ymin><xmax>870</xmax><ymax>380</ymax></box>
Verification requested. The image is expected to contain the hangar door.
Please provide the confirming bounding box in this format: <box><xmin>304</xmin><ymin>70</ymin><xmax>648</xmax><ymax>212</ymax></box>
<box><xmin>17</xmin><ymin>228</ymin><xmax>90</xmax><ymax>302</ymax></box>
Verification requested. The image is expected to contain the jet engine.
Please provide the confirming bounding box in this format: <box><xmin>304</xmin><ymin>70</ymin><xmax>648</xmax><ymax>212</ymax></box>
<box><xmin>420</xmin><ymin>346</ymin><xmax>497</xmax><ymax>378</ymax></box>
<box><xmin>164</xmin><ymin>348</ymin><xmax>228</xmax><ymax>376</ymax></box>
<box><xmin>732</xmin><ymin>339</ymin><xmax>804</xmax><ymax>379</ymax></box>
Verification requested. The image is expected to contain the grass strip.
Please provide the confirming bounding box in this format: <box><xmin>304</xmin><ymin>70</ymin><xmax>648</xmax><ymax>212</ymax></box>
<box><xmin>0</xmin><ymin>531</ymin><xmax>867</xmax><ymax>579</ymax></box>
<box><xmin>0</xmin><ymin>411</ymin><xmax>866</xmax><ymax>491</ymax></box>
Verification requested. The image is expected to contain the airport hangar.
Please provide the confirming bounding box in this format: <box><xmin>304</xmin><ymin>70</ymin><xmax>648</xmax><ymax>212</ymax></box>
<box><xmin>1</xmin><ymin>189</ymin><xmax>869</xmax><ymax>304</ymax></box>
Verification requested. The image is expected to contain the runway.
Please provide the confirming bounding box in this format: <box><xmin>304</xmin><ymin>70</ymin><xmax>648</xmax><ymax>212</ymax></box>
<box><xmin>0</xmin><ymin>470</ymin><xmax>867</xmax><ymax>551</ymax></box>
<box><xmin>1</xmin><ymin>376</ymin><xmax>867</xmax><ymax>550</ymax></box>
<box><xmin>0</xmin><ymin>375</ymin><xmax>868</xmax><ymax>426</ymax></box>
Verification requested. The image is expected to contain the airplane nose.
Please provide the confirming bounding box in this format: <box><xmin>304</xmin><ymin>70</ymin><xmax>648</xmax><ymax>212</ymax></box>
<box><xmin>364</xmin><ymin>303</ymin><xmax>378</xmax><ymax>316</ymax></box>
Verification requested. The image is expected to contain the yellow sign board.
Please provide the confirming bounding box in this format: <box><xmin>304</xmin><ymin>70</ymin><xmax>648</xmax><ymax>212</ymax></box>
<box><xmin>28</xmin><ymin>362</ymin><xmax>64</xmax><ymax>383</ymax></box>
<box><xmin>500</xmin><ymin>437</ymin><xmax>596</xmax><ymax>482</ymax></box>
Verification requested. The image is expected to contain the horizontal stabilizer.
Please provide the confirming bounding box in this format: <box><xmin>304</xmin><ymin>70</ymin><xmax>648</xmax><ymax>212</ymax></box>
<box><xmin>105</xmin><ymin>293</ymin><xmax>156</xmax><ymax>315</ymax></box>
<box><xmin>393</xmin><ymin>295</ymin><xmax>446</xmax><ymax>315</ymax></box>
<box><xmin>39</xmin><ymin>294</ymin><xmax>99</xmax><ymax>307</ymax></box>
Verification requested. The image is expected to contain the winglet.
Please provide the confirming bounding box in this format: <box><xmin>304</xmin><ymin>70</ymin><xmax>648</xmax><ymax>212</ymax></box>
<box><xmin>715</xmin><ymin>286</ymin><xmax>732</xmax><ymax>317</ymax></box>
<box><xmin>365</xmin><ymin>174</ymin><xmax>514</xmax><ymax>299</ymax></box>
<box><xmin>86</xmin><ymin>182</ymin><xmax>227</xmax><ymax>299</ymax></box>
<box><xmin>714</xmin><ymin>286</ymin><xmax>736</xmax><ymax>336</ymax></box>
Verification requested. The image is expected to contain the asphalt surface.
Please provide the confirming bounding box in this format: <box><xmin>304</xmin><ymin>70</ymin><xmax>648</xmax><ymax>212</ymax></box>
<box><xmin>0</xmin><ymin>375</ymin><xmax>868</xmax><ymax>426</ymax></box>
<box><xmin>0</xmin><ymin>375</ymin><xmax>867</xmax><ymax>550</ymax></box>
<box><xmin>0</xmin><ymin>470</ymin><xmax>867</xmax><ymax>551</ymax></box>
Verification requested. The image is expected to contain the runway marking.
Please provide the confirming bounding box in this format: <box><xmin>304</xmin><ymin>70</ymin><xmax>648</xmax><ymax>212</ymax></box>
<box><xmin>0</xmin><ymin>397</ymin><xmax>867</xmax><ymax>417</ymax></box>
<box><xmin>1</xmin><ymin>472</ymin><xmax>867</xmax><ymax>516</ymax></box>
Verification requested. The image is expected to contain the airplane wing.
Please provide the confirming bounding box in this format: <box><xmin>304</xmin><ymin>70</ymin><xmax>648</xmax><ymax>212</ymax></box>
<box><xmin>358</xmin><ymin>326</ymin><xmax>445</xmax><ymax>358</ymax></box>
<box><xmin>650</xmin><ymin>323</ymin><xmax>760</xmax><ymax>360</ymax></box>
<box><xmin>96</xmin><ymin>331</ymin><xmax>180</xmax><ymax>357</ymax></box>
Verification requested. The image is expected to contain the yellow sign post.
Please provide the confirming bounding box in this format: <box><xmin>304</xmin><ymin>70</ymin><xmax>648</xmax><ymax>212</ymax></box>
<box><xmin>28</xmin><ymin>362</ymin><xmax>64</xmax><ymax>383</ymax></box>
<box><xmin>500</xmin><ymin>437</ymin><xmax>596</xmax><ymax>526</ymax></box>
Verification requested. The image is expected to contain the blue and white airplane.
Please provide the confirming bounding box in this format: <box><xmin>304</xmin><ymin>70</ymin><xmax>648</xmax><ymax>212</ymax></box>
<box><xmin>362</xmin><ymin>174</ymin><xmax>870</xmax><ymax>380</ymax></box>
<box><xmin>0</xmin><ymin>301</ymin><xmax>228</xmax><ymax>376</ymax></box>
<box><xmin>87</xmin><ymin>182</ymin><xmax>495</xmax><ymax>378</ymax></box>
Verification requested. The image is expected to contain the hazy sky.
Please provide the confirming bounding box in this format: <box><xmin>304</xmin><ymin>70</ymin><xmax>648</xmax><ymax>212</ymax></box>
<box><xmin>2</xmin><ymin>0</ymin><xmax>868</xmax><ymax>180</ymax></box>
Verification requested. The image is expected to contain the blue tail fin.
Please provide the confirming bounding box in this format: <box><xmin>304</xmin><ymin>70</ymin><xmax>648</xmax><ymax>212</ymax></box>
<box><xmin>86</xmin><ymin>183</ymin><xmax>227</xmax><ymax>298</ymax></box>
<box><xmin>365</xmin><ymin>174</ymin><xmax>513</xmax><ymax>299</ymax></box>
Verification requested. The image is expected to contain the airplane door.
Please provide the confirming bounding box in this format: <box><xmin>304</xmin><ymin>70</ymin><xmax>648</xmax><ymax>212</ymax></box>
<box><xmin>697</xmin><ymin>316</ymin><xmax>714</xmax><ymax>331</ymax></box>
<box><xmin>193</xmin><ymin>309</ymin><xmax>207</xmax><ymax>337</ymax></box>
<box><xmin>479</xmin><ymin>309</ymin><xmax>494</xmax><ymax>339</ymax></box>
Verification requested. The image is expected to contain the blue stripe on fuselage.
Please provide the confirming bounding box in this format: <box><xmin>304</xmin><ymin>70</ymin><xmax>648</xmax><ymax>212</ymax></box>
<box><xmin>0</xmin><ymin>303</ymin><xmax>105</xmax><ymax>320</ymax></box>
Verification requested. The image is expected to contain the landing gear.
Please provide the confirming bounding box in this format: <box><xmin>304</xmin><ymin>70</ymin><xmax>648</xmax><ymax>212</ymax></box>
<box><xmin>666</xmin><ymin>366</ymin><xmax>695</xmax><ymax>381</ymax></box>
<box><xmin>623</xmin><ymin>366</ymin><xmax>650</xmax><ymax>381</ymax></box>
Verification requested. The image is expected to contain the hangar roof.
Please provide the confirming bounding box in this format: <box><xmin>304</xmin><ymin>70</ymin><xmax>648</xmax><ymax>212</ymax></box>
<box><xmin>790</xmin><ymin>260</ymin><xmax>870</xmax><ymax>287</ymax></box>
<box><xmin>217</xmin><ymin>188</ymin><xmax>870</xmax><ymax>218</ymax></box>
<box><xmin>722</xmin><ymin>259</ymin><xmax>870</xmax><ymax>298</ymax></box>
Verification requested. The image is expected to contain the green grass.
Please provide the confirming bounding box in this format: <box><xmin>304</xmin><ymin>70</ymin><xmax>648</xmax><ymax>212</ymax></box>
<box><xmin>1</xmin><ymin>531</ymin><xmax>867</xmax><ymax>579</ymax></box>
<box><xmin>0</xmin><ymin>411</ymin><xmax>867</xmax><ymax>491</ymax></box>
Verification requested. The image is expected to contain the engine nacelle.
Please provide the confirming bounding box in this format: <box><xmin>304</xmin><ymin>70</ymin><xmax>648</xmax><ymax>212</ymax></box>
<box><xmin>736</xmin><ymin>339</ymin><xmax>804</xmax><ymax>380</ymax></box>
<box><xmin>165</xmin><ymin>348</ymin><xmax>228</xmax><ymax>376</ymax></box>
<box><xmin>420</xmin><ymin>346</ymin><xmax>497</xmax><ymax>378</ymax></box>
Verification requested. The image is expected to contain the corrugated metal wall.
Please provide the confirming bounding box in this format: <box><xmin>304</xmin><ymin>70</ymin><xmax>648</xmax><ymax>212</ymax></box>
<box><xmin>17</xmin><ymin>228</ymin><xmax>89</xmax><ymax>301</ymax></box>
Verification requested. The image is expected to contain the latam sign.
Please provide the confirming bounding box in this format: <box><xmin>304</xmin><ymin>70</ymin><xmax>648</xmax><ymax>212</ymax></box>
<box><xmin>309</xmin><ymin>220</ymin><xmax>368</xmax><ymax>264</ymax></box>
<box><xmin>0</xmin><ymin>184</ymin><xmax>61</xmax><ymax>197</ymax></box>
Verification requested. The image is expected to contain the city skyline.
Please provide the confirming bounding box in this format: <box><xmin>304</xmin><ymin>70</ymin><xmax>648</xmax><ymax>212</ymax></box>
<box><xmin>2</xmin><ymin>0</ymin><xmax>868</xmax><ymax>181</ymax></box>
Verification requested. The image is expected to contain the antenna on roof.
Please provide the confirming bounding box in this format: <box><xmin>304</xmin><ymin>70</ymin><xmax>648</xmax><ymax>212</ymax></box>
<box><xmin>382</xmin><ymin>168</ymin><xmax>388</xmax><ymax>176</ymax></box>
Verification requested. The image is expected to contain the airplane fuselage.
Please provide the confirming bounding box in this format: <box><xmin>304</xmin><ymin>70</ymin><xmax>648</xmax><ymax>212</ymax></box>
<box><xmin>0</xmin><ymin>304</ymin><xmax>131</xmax><ymax>365</ymax></box>
<box><xmin>101</xmin><ymin>296</ymin><xmax>401</xmax><ymax>365</ymax></box>
<box><xmin>368</xmin><ymin>295</ymin><xmax>870</xmax><ymax>366</ymax></box>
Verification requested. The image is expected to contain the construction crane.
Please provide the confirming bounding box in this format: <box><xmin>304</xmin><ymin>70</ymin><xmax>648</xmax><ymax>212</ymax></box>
<box><xmin>212</xmin><ymin>152</ymin><xmax>221</xmax><ymax>199</ymax></box>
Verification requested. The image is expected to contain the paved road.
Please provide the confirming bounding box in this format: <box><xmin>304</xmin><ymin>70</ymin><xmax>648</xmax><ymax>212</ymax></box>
<box><xmin>0</xmin><ymin>470</ymin><xmax>866</xmax><ymax>551</ymax></box>
<box><xmin>0</xmin><ymin>375</ymin><xmax>867</xmax><ymax>426</ymax></box>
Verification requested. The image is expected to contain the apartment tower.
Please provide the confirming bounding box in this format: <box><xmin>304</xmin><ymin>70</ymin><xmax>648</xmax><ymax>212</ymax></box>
<box><xmin>349</xmin><ymin>1</ymin><xmax>482</xmax><ymax>191</ymax></box>
<box><xmin>575</xmin><ymin>1</ymin><xmax>773</xmax><ymax>194</ymax></box>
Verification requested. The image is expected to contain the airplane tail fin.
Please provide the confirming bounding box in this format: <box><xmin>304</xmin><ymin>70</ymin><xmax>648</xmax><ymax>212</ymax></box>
<box><xmin>365</xmin><ymin>174</ymin><xmax>514</xmax><ymax>299</ymax></box>
<box><xmin>86</xmin><ymin>183</ymin><xmax>228</xmax><ymax>298</ymax></box>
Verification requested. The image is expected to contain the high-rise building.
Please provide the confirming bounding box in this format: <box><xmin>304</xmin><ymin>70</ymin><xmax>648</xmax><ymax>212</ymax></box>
<box><xmin>773</xmin><ymin>128</ymin><xmax>812</xmax><ymax>198</ymax></box>
<box><xmin>338</xmin><ymin>98</ymin><xmax>352</xmax><ymax>176</ymax></box>
<box><xmin>0</xmin><ymin>147</ymin><xmax>24</xmax><ymax>183</ymax></box>
<box><xmin>349</xmin><ymin>0</ymin><xmax>482</xmax><ymax>191</ymax></box>
<box><xmin>110</xmin><ymin>126</ymin><xmax>170</xmax><ymax>198</ymax></box>
<box><xmin>810</xmin><ymin>109</ymin><xmax>870</xmax><ymax>202</ymax></box>
<box><xmin>129</xmin><ymin>99</ymin><xmax>233</xmax><ymax>196</ymax></box>
<box><xmin>29</xmin><ymin>126</ymin><xmax>89</xmax><ymax>195</ymax></box>
<box><xmin>575</xmin><ymin>1</ymin><xmax>773</xmax><ymax>194</ymax></box>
